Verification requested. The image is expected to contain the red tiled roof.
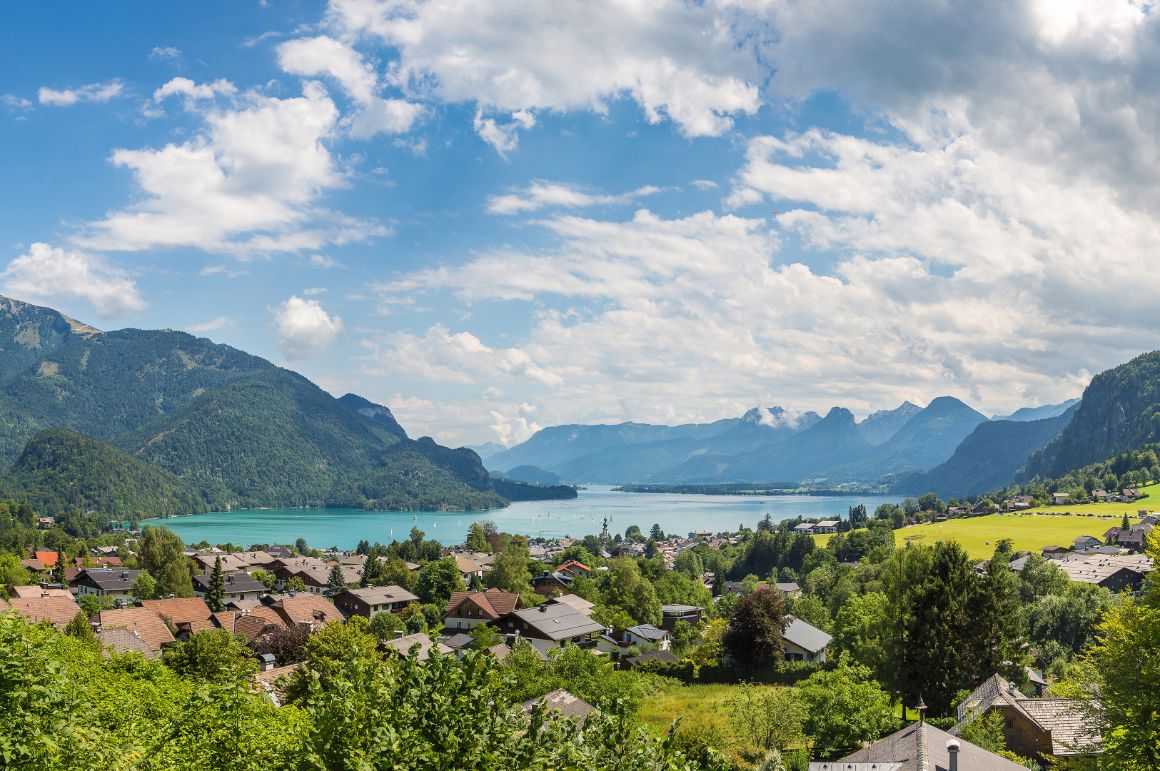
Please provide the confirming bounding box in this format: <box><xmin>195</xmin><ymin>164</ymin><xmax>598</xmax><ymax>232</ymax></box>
<box><xmin>214</xmin><ymin>606</ymin><xmax>287</xmax><ymax>642</ymax></box>
<box><xmin>271</xmin><ymin>594</ymin><xmax>341</xmax><ymax>627</ymax></box>
<box><xmin>140</xmin><ymin>598</ymin><xmax>216</xmax><ymax>633</ymax></box>
<box><xmin>8</xmin><ymin>585</ymin><xmax>73</xmax><ymax>599</ymax></box>
<box><xmin>555</xmin><ymin>560</ymin><xmax>591</xmax><ymax>573</ymax></box>
<box><xmin>34</xmin><ymin>551</ymin><xmax>61</xmax><ymax>568</ymax></box>
<box><xmin>445</xmin><ymin>588</ymin><xmax>522</xmax><ymax>619</ymax></box>
<box><xmin>9</xmin><ymin>595</ymin><xmax>82</xmax><ymax>629</ymax></box>
<box><xmin>99</xmin><ymin>608</ymin><xmax>176</xmax><ymax>652</ymax></box>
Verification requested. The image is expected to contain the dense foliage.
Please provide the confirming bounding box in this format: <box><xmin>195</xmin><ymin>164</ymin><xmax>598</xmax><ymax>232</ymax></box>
<box><xmin>0</xmin><ymin>612</ymin><xmax>722</xmax><ymax>770</ymax></box>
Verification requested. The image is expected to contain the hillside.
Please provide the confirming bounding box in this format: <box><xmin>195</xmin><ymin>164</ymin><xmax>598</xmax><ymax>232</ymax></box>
<box><xmin>0</xmin><ymin>295</ymin><xmax>527</xmax><ymax>514</ymax></box>
<box><xmin>1023</xmin><ymin>351</ymin><xmax>1160</xmax><ymax>480</ymax></box>
<box><xmin>896</xmin><ymin>408</ymin><xmax>1075</xmax><ymax>497</ymax></box>
<box><xmin>1</xmin><ymin>429</ymin><xmax>209</xmax><ymax>518</ymax></box>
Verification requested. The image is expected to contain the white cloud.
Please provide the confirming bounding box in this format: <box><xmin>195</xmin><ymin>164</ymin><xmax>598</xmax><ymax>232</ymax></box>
<box><xmin>2</xmin><ymin>94</ymin><xmax>33</xmax><ymax>112</ymax></box>
<box><xmin>277</xmin><ymin>34</ymin><xmax>425</xmax><ymax>137</ymax></box>
<box><xmin>187</xmin><ymin>316</ymin><xmax>232</xmax><ymax>333</ymax></box>
<box><xmin>309</xmin><ymin>254</ymin><xmax>340</xmax><ymax>269</ymax></box>
<box><xmin>273</xmin><ymin>295</ymin><xmax>344</xmax><ymax>358</ymax></box>
<box><xmin>38</xmin><ymin>80</ymin><xmax>124</xmax><ymax>106</ymax></box>
<box><xmin>691</xmin><ymin>179</ymin><xmax>718</xmax><ymax>191</ymax></box>
<box><xmin>487</xmin><ymin>181</ymin><xmax>662</xmax><ymax>215</ymax></box>
<box><xmin>2</xmin><ymin>243</ymin><xmax>145</xmax><ymax>319</ymax></box>
<box><xmin>363</xmin><ymin>324</ymin><xmax>563</xmax><ymax>387</ymax></box>
<box><xmin>76</xmin><ymin>83</ymin><xmax>385</xmax><ymax>256</ymax></box>
<box><xmin>326</xmin><ymin>0</ymin><xmax>761</xmax><ymax>138</ymax></box>
<box><xmin>150</xmin><ymin>46</ymin><xmax>182</xmax><ymax>61</ymax></box>
<box><xmin>369</xmin><ymin>203</ymin><xmax>1143</xmax><ymax>431</ymax></box>
<box><xmin>153</xmin><ymin>77</ymin><xmax>237</xmax><ymax>102</ymax></box>
<box><xmin>302</xmin><ymin>286</ymin><xmax>328</xmax><ymax>296</ymax></box>
<box><xmin>473</xmin><ymin>109</ymin><xmax>535</xmax><ymax>157</ymax></box>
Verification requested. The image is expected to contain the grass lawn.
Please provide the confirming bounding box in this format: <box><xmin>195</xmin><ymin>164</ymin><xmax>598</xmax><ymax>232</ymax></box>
<box><xmin>640</xmin><ymin>683</ymin><xmax>740</xmax><ymax>739</ymax></box>
<box><xmin>815</xmin><ymin>512</ymin><xmax>1148</xmax><ymax>560</ymax></box>
<box><xmin>811</xmin><ymin>483</ymin><xmax>1158</xmax><ymax>559</ymax></box>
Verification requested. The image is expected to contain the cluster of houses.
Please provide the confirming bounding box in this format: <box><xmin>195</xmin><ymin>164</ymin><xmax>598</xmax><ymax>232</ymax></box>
<box><xmin>1007</xmin><ymin>488</ymin><xmax>1143</xmax><ymax>510</ymax></box>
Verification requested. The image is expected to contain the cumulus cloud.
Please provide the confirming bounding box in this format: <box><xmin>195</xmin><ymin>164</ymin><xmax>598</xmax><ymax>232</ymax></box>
<box><xmin>150</xmin><ymin>46</ymin><xmax>182</xmax><ymax>61</ymax></box>
<box><xmin>473</xmin><ymin>109</ymin><xmax>535</xmax><ymax>157</ymax></box>
<box><xmin>2</xmin><ymin>243</ymin><xmax>145</xmax><ymax>319</ymax></box>
<box><xmin>76</xmin><ymin>83</ymin><xmax>385</xmax><ymax>256</ymax></box>
<box><xmin>38</xmin><ymin>79</ymin><xmax>125</xmax><ymax>106</ymax></box>
<box><xmin>153</xmin><ymin>77</ymin><xmax>237</xmax><ymax>102</ymax></box>
<box><xmin>325</xmin><ymin>0</ymin><xmax>762</xmax><ymax>138</ymax></box>
<box><xmin>273</xmin><ymin>295</ymin><xmax>344</xmax><ymax>359</ymax></box>
<box><xmin>487</xmin><ymin>181</ymin><xmax>662</xmax><ymax>215</ymax></box>
<box><xmin>277</xmin><ymin>34</ymin><xmax>425</xmax><ymax>137</ymax></box>
<box><xmin>370</xmin><ymin>205</ymin><xmax>1130</xmax><ymax>435</ymax></box>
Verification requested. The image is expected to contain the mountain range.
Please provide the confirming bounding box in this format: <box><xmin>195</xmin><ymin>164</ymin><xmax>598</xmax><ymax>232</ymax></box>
<box><xmin>485</xmin><ymin>393</ymin><xmax>1085</xmax><ymax>497</ymax></box>
<box><xmin>0</xmin><ymin>295</ymin><xmax>568</xmax><ymax>518</ymax></box>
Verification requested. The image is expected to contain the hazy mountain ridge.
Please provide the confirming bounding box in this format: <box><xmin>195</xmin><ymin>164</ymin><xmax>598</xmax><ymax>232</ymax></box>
<box><xmin>491</xmin><ymin>397</ymin><xmax>993</xmax><ymax>486</ymax></box>
<box><xmin>896</xmin><ymin>407</ymin><xmax>1077</xmax><ymax>498</ymax></box>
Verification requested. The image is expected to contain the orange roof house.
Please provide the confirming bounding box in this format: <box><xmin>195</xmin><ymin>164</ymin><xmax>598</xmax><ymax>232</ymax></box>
<box><xmin>98</xmin><ymin>608</ymin><xmax>176</xmax><ymax>652</ymax></box>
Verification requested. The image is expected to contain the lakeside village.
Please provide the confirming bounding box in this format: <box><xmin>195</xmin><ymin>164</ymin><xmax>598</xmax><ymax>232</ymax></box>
<box><xmin>2</xmin><ymin>492</ymin><xmax>1158</xmax><ymax>770</ymax></box>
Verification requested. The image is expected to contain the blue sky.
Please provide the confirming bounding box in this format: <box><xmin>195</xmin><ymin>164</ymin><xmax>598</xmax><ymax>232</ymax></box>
<box><xmin>3</xmin><ymin>1</ymin><xmax>1159</xmax><ymax>446</ymax></box>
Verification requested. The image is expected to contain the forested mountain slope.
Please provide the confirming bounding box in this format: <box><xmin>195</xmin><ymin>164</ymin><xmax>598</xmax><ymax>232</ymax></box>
<box><xmin>0</xmin><ymin>296</ymin><xmax>533</xmax><ymax>513</ymax></box>
<box><xmin>1023</xmin><ymin>351</ymin><xmax>1160</xmax><ymax>480</ymax></box>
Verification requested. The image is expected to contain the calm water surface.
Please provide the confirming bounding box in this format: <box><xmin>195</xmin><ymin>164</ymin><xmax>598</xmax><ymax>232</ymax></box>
<box><xmin>145</xmin><ymin>485</ymin><xmax>897</xmax><ymax>550</ymax></box>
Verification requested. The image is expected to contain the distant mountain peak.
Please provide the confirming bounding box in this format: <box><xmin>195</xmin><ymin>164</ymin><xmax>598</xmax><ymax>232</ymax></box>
<box><xmin>740</xmin><ymin>406</ymin><xmax>821</xmax><ymax>430</ymax></box>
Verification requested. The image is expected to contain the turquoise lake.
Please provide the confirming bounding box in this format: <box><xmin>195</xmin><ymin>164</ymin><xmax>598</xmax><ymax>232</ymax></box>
<box><xmin>145</xmin><ymin>486</ymin><xmax>897</xmax><ymax>549</ymax></box>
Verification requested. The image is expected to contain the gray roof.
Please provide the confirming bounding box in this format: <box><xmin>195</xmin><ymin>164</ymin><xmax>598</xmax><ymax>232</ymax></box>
<box><xmin>523</xmin><ymin>689</ymin><xmax>594</xmax><ymax>720</ymax></box>
<box><xmin>660</xmin><ymin>604</ymin><xmax>702</xmax><ymax>614</ymax></box>
<box><xmin>511</xmin><ymin>603</ymin><xmax>604</xmax><ymax>641</ymax></box>
<box><xmin>193</xmin><ymin>572</ymin><xmax>266</xmax><ymax>594</ymax></box>
<box><xmin>442</xmin><ymin>632</ymin><xmax>473</xmax><ymax>650</ymax></box>
<box><xmin>336</xmin><ymin>585</ymin><xmax>419</xmax><ymax>605</ymax></box>
<box><xmin>783</xmin><ymin>615</ymin><xmax>832</xmax><ymax>654</ymax></box>
<box><xmin>625</xmin><ymin>624</ymin><xmax>668</xmax><ymax>642</ymax></box>
<box><xmin>819</xmin><ymin>721</ymin><xmax>1029</xmax><ymax>771</ymax></box>
<box><xmin>957</xmin><ymin>674</ymin><xmax>1101</xmax><ymax>756</ymax></box>
<box><xmin>548</xmin><ymin>593</ymin><xmax>595</xmax><ymax>614</ymax></box>
<box><xmin>78</xmin><ymin>569</ymin><xmax>142</xmax><ymax>592</ymax></box>
<box><xmin>774</xmin><ymin>581</ymin><xmax>801</xmax><ymax>592</ymax></box>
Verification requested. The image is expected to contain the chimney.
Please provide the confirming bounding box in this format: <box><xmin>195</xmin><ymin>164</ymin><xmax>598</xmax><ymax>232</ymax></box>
<box><xmin>394</xmin><ymin>630</ymin><xmax>405</xmax><ymax>639</ymax></box>
<box><xmin>946</xmin><ymin>739</ymin><xmax>960</xmax><ymax>771</ymax></box>
<box><xmin>539</xmin><ymin>604</ymin><xmax>548</xmax><ymax>612</ymax></box>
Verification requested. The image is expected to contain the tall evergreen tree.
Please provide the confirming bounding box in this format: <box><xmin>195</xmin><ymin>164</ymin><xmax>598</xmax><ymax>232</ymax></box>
<box><xmin>325</xmin><ymin>564</ymin><xmax>347</xmax><ymax>597</ymax></box>
<box><xmin>206</xmin><ymin>555</ymin><xmax>225</xmax><ymax>612</ymax></box>
<box><xmin>50</xmin><ymin>551</ymin><xmax>67</xmax><ymax>585</ymax></box>
<box><xmin>891</xmin><ymin>541</ymin><xmax>1024</xmax><ymax>715</ymax></box>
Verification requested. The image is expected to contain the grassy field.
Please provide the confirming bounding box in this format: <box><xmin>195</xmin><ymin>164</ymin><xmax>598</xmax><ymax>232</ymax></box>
<box><xmin>810</xmin><ymin>483</ymin><xmax>1157</xmax><ymax>559</ymax></box>
<box><xmin>814</xmin><ymin>512</ymin><xmax>1146</xmax><ymax>559</ymax></box>
<box><xmin>640</xmin><ymin>683</ymin><xmax>739</xmax><ymax>739</ymax></box>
